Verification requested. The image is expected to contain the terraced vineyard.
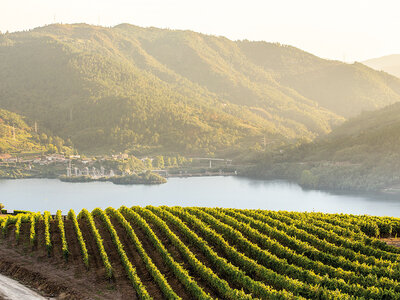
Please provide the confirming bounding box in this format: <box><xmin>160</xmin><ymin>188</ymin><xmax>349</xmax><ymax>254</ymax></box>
<box><xmin>1</xmin><ymin>207</ymin><xmax>400</xmax><ymax>299</ymax></box>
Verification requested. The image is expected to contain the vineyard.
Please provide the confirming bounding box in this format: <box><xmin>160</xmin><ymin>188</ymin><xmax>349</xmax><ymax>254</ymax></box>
<box><xmin>1</xmin><ymin>207</ymin><xmax>400</xmax><ymax>299</ymax></box>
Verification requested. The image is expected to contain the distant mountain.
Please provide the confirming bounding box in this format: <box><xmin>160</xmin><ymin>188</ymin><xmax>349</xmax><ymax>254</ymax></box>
<box><xmin>0</xmin><ymin>23</ymin><xmax>399</xmax><ymax>154</ymax></box>
<box><xmin>363</xmin><ymin>54</ymin><xmax>400</xmax><ymax>78</ymax></box>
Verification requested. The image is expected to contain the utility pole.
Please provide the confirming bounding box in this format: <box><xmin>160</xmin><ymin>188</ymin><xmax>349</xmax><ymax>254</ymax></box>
<box><xmin>34</xmin><ymin>121</ymin><xmax>38</xmax><ymax>133</ymax></box>
<box><xmin>262</xmin><ymin>136</ymin><xmax>267</xmax><ymax>150</ymax></box>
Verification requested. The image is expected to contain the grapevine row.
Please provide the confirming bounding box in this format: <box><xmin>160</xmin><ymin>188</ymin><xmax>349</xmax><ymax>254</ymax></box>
<box><xmin>149</xmin><ymin>206</ymin><xmax>298</xmax><ymax>300</ymax></box>
<box><xmin>67</xmin><ymin>209</ymin><xmax>89</xmax><ymax>268</ymax></box>
<box><xmin>44</xmin><ymin>211</ymin><xmax>52</xmax><ymax>255</ymax></box>
<box><xmin>187</xmin><ymin>207</ymin><xmax>395</xmax><ymax>299</ymax></box>
<box><xmin>119</xmin><ymin>206</ymin><xmax>213</xmax><ymax>300</ymax></box>
<box><xmin>165</xmin><ymin>206</ymin><xmax>347</xmax><ymax>299</ymax></box>
<box><xmin>56</xmin><ymin>210</ymin><xmax>69</xmax><ymax>261</ymax></box>
<box><xmin>77</xmin><ymin>208</ymin><xmax>112</xmax><ymax>278</ymax></box>
<box><xmin>238</xmin><ymin>209</ymin><xmax>392</xmax><ymax>269</ymax></box>
<box><xmin>92</xmin><ymin>208</ymin><xmax>151</xmax><ymax>299</ymax></box>
<box><xmin>105</xmin><ymin>207</ymin><xmax>179</xmax><ymax>299</ymax></box>
<box><xmin>225</xmin><ymin>208</ymin><xmax>400</xmax><ymax>288</ymax></box>
<box><xmin>132</xmin><ymin>206</ymin><xmax>254</xmax><ymax>300</ymax></box>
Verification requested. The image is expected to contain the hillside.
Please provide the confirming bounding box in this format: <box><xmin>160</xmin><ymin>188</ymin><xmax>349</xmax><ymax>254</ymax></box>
<box><xmin>1</xmin><ymin>207</ymin><xmax>400</xmax><ymax>299</ymax></box>
<box><xmin>363</xmin><ymin>54</ymin><xmax>400</xmax><ymax>78</ymax></box>
<box><xmin>0</xmin><ymin>108</ymin><xmax>72</xmax><ymax>155</ymax></box>
<box><xmin>1</xmin><ymin>24</ymin><xmax>400</xmax><ymax>154</ymax></box>
<box><xmin>248</xmin><ymin>101</ymin><xmax>400</xmax><ymax>191</ymax></box>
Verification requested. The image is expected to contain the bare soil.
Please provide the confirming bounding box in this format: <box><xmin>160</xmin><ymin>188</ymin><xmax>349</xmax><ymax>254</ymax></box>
<box><xmin>0</xmin><ymin>214</ymin><xmax>231</xmax><ymax>299</ymax></box>
<box><xmin>0</xmin><ymin>220</ymin><xmax>139</xmax><ymax>299</ymax></box>
<box><xmin>381</xmin><ymin>238</ymin><xmax>400</xmax><ymax>248</ymax></box>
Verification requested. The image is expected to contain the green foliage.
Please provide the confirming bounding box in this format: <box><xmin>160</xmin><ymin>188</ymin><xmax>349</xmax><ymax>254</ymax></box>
<box><xmin>120</xmin><ymin>206</ymin><xmax>212</xmax><ymax>300</ymax></box>
<box><xmin>29</xmin><ymin>213</ymin><xmax>39</xmax><ymax>246</ymax></box>
<box><xmin>106</xmin><ymin>207</ymin><xmax>179</xmax><ymax>299</ymax></box>
<box><xmin>14</xmin><ymin>214</ymin><xmax>25</xmax><ymax>242</ymax></box>
<box><xmin>56</xmin><ymin>210</ymin><xmax>69</xmax><ymax>261</ymax></box>
<box><xmin>67</xmin><ymin>209</ymin><xmax>89</xmax><ymax>268</ymax></box>
<box><xmin>153</xmin><ymin>156</ymin><xmax>164</xmax><ymax>169</ymax></box>
<box><xmin>78</xmin><ymin>208</ymin><xmax>112</xmax><ymax>278</ymax></box>
<box><xmin>359</xmin><ymin>221</ymin><xmax>380</xmax><ymax>238</ymax></box>
<box><xmin>133</xmin><ymin>206</ymin><xmax>254</xmax><ymax>300</ymax></box>
<box><xmin>249</xmin><ymin>101</ymin><xmax>400</xmax><ymax>192</ymax></box>
<box><xmin>8</xmin><ymin>23</ymin><xmax>396</xmax><ymax>155</ymax></box>
<box><xmin>149</xmin><ymin>206</ymin><xmax>297</xmax><ymax>299</ymax></box>
<box><xmin>92</xmin><ymin>208</ymin><xmax>151</xmax><ymax>299</ymax></box>
<box><xmin>0</xmin><ymin>108</ymin><xmax>73</xmax><ymax>155</ymax></box>
<box><xmin>44</xmin><ymin>211</ymin><xmax>52</xmax><ymax>255</ymax></box>
<box><xmin>299</xmin><ymin>170</ymin><xmax>318</xmax><ymax>189</ymax></box>
<box><xmin>3</xmin><ymin>206</ymin><xmax>400</xmax><ymax>298</ymax></box>
<box><xmin>144</xmin><ymin>158</ymin><xmax>153</xmax><ymax>169</ymax></box>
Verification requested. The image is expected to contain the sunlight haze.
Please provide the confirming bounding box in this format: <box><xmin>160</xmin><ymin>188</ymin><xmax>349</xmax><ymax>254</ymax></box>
<box><xmin>1</xmin><ymin>0</ymin><xmax>399</xmax><ymax>62</ymax></box>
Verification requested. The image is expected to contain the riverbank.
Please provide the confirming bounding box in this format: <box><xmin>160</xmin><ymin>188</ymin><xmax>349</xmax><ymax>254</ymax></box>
<box><xmin>168</xmin><ymin>171</ymin><xmax>237</xmax><ymax>178</ymax></box>
<box><xmin>240</xmin><ymin>160</ymin><xmax>400</xmax><ymax>195</ymax></box>
<box><xmin>59</xmin><ymin>171</ymin><xmax>166</xmax><ymax>185</ymax></box>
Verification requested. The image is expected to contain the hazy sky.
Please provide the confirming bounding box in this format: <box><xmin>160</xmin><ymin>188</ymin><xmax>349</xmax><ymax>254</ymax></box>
<box><xmin>1</xmin><ymin>0</ymin><xmax>399</xmax><ymax>62</ymax></box>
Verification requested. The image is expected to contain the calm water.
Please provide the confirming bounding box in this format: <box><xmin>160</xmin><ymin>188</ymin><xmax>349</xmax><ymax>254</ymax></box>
<box><xmin>0</xmin><ymin>177</ymin><xmax>399</xmax><ymax>216</ymax></box>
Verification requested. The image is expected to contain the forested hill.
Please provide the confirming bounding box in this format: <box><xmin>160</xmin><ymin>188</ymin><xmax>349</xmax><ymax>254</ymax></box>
<box><xmin>310</xmin><ymin>101</ymin><xmax>400</xmax><ymax>160</ymax></box>
<box><xmin>0</xmin><ymin>108</ymin><xmax>72</xmax><ymax>154</ymax></box>
<box><xmin>249</xmin><ymin>102</ymin><xmax>400</xmax><ymax>191</ymax></box>
<box><xmin>0</xmin><ymin>24</ymin><xmax>400</xmax><ymax>154</ymax></box>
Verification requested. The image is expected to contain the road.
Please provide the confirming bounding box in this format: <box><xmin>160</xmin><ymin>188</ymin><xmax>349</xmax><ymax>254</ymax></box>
<box><xmin>0</xmin><ymin>273</ymin><xmax>47</xmax><ymax>300</ymax></box>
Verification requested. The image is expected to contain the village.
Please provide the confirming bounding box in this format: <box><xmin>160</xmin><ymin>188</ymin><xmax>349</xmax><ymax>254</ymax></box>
<box><xmin>0</xmin><ymin>152</ymin><xmax>237</xmax><ymax>181</ymax></box>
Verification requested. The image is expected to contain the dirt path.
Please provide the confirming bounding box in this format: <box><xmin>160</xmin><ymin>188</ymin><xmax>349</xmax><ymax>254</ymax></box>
<box><xmin>0</xmin><ymin>273</ymin><xmax>47</xmax><ymax>300</ymax></box>
<box><xmin>381</xmin><ymin>238</ymin><xmax>400</xmax><ymax>248</ymax></box>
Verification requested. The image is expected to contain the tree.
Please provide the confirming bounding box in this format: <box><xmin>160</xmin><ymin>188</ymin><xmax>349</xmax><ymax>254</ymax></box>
<box><xmin>0</xmin><ymin>203</ymin><xmax>4</xmax><ymax>214</ymax></box>
<box><xmin>46</xmin><ymin>144</ymin><xmax>57</xmax><ymax>154</ymax></box>
<box><xmin>299</xmin><ymin>170</ymin><xmax>318</xmax><ymax>188</ymax></box>
<box><xmin>144</xmin><ymin>158</ymin><xmax>153</xmax><ymax>169</ymax></box>
<box><xmin>154</xmin><ymin>156</ymin><xmax>164</xmax><ymax>169</ymax></box>
<box><xmin>40</xmin><ymin>133</ymin><xmax>48</xmax><ymax>144</ymax></box>
<box><xmin>177</xmin><ymin>155</ymin><xmax>185</xmax><ymax>165</ymax></box>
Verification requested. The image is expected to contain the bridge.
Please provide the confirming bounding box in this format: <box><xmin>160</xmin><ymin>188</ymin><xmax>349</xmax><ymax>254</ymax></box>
<box><xmin>191</xmin><ymin>157</ymin><xmax>233</xmax><ymax>168</ymax></box>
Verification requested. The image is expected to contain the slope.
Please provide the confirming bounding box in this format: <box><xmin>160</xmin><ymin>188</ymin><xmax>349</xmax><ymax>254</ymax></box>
<box><xmin>238</xmin><ymin>41</ymin><xmax>400</xmax><ymax>117</ymax></box>
<box><xmin>1</xmin><ymin>24</ymin><xmax>400</xmax><ymax>154</ymax></box>
<box><xmin>248</xmin><ymin>102</ymin><xmax>400</xmax><ymax>192</ymax></box>
<box><xmin>0</xmin><ymin>108</ymin><xmax>71</xmax><ymax>155</ymax></box>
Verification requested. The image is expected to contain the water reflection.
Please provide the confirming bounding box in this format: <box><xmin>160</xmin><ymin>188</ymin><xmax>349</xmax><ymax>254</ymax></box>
<box><xmin>0</xmin><ymin>177</ymin><xmax>399</xmax><ymax>216</ymax></box>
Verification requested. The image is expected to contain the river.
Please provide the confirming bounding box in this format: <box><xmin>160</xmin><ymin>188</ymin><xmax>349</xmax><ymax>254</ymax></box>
<box><xmin>0</xmin><ymin>176</ymin><xmax>399</xmax><ymax>216</ymax></box>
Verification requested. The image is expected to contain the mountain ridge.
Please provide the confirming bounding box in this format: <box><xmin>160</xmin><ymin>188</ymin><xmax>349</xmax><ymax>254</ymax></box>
<box><xmin>0</xmin><ymin>23</ymin><xmax>399</xmax><ymax>155</ymax></box>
